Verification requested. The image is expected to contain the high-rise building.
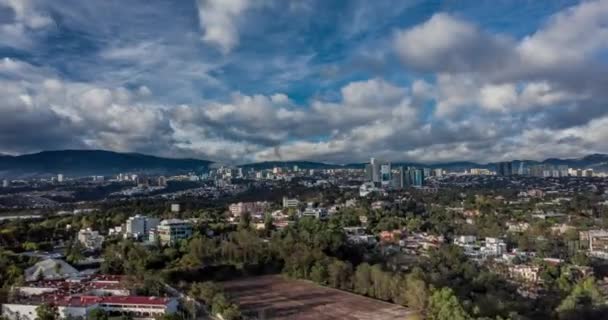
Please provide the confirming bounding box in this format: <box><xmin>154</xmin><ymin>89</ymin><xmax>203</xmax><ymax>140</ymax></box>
<box><xmin>57</xmin><ymin>174</ymin><xmax>64</xmax><ymax>183</ymax></box>
<box><xmin>2</xmin><ymin>179</ymin><xmax>8</xmax><ymax>188</ymax></box>
<box><xmin>434</xmin><ymin>168</ymin><xmax>443</xmax><ymax>177</ymax></box>
<box><xmin>423</xmin><ymin>168</ymin><xmax>432</xmax><ymax>178</ymax></box>
<box><xmin>380</xmin><ymin>163</ymin><xmax>392</xmax><ymax>186</ymax></box>
<box><xmin>136</xmin><ymin>176</ymin><xmax>150</xmax><ymax>187</ymax></box>
<box><xmin>370</xmin><ymin>158</ymin><xmax>381</xmax><ymax>183</ymax></box>
<box><xmin>126</xmin><ymin>215</ymin><xmax>160</xmax><ymax>239</ymax></box>
<box><xmin>158</xmin><ymin>176</ymin><xmax>167</xmax><ymax>187</ymax></box>
<box><xmin>517</xmin><ymin>162</ymin><xmax>525</xmax><ymax>175</ymax></box>
<box><xmin>410</xmin><ymin>168</ymin><xmax>424</xmax><ymax>187</ymax></box>
<box><xmin>364</xmin><ymin>164</ymin><xmax>373</xmax><ymax>181</ymax></box>
<box><xmin>402</xmin><ymin>167</ymin><xmax>412</xmax><ymax>187</ymax></box>
<box><xmin>496</xmin><ymin>162</ymin><xmax>513</xmax><ymax>176</ymax></box>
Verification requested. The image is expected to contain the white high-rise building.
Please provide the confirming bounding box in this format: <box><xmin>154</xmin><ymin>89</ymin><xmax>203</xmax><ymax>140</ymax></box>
<box><xmin>380</xmin><ymin>163</ymin><xmax>392</xmax><ymax>186</ymax></box>
<box><xmin>125</xmin><ymin>215</ymin><xmax>160</xmax><ymax>239</ymax></box>
<box><xmin>2</xmin><ymin>179</ymin><xmax>8</xmax><ymax>188</ymax></box>
<box><xmin>57</xmin><ymin>174</ymin><xmax>64</xmax><ymax>183</ymax></box>
<box><xmin>434</xmin><ymin>168</ymin><xmax>444</xmax><ymax>177</ymax></box>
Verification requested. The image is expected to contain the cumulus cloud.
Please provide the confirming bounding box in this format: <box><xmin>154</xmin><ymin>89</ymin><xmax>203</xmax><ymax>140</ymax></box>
<box><xmin>395</xmin><ymin>1</ymin><xmax>608</xmax><ymax>79</ymax></box>
<box><xmin>517</xmin><ymin>0</ymin><xmax>608</xmax><ymax>69</ymax></box>
<box><xmin>1</xmin><ymin>0</ymin><xmax>608</xmax><ymax>165</ymax></box>
<box><xmin>196</xmin><ymin>0</ymin><xmax>252</xmax><ymax>53</ymax></box>
<box><xmin>394</xmin><ymin>13</ymin><xmax>516</xmax><ymax>74</ymax></box>
<box><xmin>0</xmin><ymin>0</ymin><xmax>54</xmax><ymax>48</ymax></box>
<box><xmin>0</xmin><ymin>58</ymin><xmax>173</xmax><ymax>155</ymax></box>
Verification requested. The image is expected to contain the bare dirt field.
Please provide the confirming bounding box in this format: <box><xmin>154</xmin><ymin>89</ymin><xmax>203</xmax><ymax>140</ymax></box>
<box><xmin>221</xmin><ymin>275</ymin><xmax>418</xmax><ymax>320</ymax></box>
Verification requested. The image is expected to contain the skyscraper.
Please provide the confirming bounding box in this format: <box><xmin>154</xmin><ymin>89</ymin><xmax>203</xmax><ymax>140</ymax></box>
<box><xmin>364</xmin><ymin>164</ymin><xmax>373</xmax><ymax>181</ymax></box>
<box><xmin>496</xmin><ymin>162</ymin><xmax>513</xmax><ymax>176</ymax></box>
<box><xmin>413</xmin><ymin>168</ymin><xmax>424</xmax><ymax>187</ymax></box>
<box><xmin>380</xmin><ymin>163</ymin><xmax>392</xmax><ymax>186</ymax></box>
<box><xmin>370</xmin><ymin>158</ymin><xmax>381</xmax><ymax>183</ymax></box>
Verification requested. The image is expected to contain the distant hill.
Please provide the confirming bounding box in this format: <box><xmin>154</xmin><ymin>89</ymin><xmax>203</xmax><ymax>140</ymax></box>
<box><xmin>240</xmin><ymin>154</ymin><xmax>608</xmax><ymax>173</ymax></box>
<box><xmin>0</xmin><ymin>150</ymin><xmax>212</xmax><ymax>178</ymax></box>
<box><xmin>2</xmin><ymin>150</ymin><xmax>607</xmax><ymax>178</ymax></box>
<box><xmin>239</xmin><ymin>161</ymin><xmax>346</xmax><ymax>170</ymax></box>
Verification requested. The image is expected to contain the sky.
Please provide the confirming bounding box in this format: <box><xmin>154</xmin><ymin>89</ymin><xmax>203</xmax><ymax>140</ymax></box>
<box><xmin>0</xmin><ymin>0</ymin><xmax>607</xmax><ymax>164</ymax></box>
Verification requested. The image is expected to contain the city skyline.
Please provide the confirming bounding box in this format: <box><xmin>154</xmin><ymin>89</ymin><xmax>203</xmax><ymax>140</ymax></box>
<box><xmin>0</xmin><ymin>0</ymin><xmax>607</xmax><ymax>164</ymax></box>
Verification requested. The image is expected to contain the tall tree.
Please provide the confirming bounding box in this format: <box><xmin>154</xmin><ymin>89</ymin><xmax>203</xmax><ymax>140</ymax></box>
<box><xmin>556</xmin><ymin>277</ymin><xmax>606</xmax><ymax>320</ymax></box>
<box><xmin>427</xmin><ymin>287</ymin><xmax>471</xmax><ymax>320</ymax></box>
<box><xmin>35</xmin><ymin>303</ymin><xmax>59</xmax><ymax>320</ymax></box>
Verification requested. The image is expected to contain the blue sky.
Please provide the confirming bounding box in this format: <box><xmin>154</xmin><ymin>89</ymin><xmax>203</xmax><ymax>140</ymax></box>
<box><xmin>0</xmin><ymin>0</ymin><xmax>607</xmax><ymax>164</ymax></box>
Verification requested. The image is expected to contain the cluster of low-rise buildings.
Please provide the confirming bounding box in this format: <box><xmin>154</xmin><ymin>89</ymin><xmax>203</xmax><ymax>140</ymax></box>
<box><xmin>453</xmin><ymin>236</ymin><xmax>507</xmax><ymax>259</ymax></box>
<box><xmin>2</xmin><ymin>275</ymin><xmax>178</xmax><ymax>320</ymax></box>
<box><xmin>108</xmin><ymin>214</ymin><xmax>193</xmax><ymax>246</ymax></box>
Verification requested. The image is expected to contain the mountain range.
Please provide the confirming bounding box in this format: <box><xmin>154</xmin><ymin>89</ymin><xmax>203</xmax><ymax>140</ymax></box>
<box><xmin>1</xmin><ymin>150</ymin><xmax>608</xmax><ymax>178</ymax></box>
<box><xmin>0</xmin><ymin>150</ymin><xmax>211</xmax><ymax>178</ymax></box>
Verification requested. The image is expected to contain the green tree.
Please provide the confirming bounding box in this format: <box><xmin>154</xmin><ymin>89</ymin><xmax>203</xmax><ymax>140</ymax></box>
<box><xmin>66</xmin><ymin>240</ymin><xmax>85</xmax><ymax>264</ymax></box>
<box><xmin>327</xmin><ymin>259</ymin><xmax>353</xmax><ymax>290</ymax></box>
<box><xmin>222</xmin><ymin>304</ymin><xmax>241</xmax><ymax>320</ymax></box>
<box><xmin>211</xmin><ymin>293</ymin><xmax>230</xmax><ymax>316</ymax></box>
<box><xmin>427</xmin><ymin>287</ymin><xmax>471</xmax><ymax>320</ymax></box>
<box><xmin>404</xmin><ymin>273</ymin><xmax>428</xmax><ymax>311</ymax></box>
<box><xmin>22</xmin><ymin>241</ymin><xmax>39</xmax><ymax>251</ymax></box>
<box><xmin>238</xmin><ymin>212</ymin><xmax>251</xmax><ymax>230</ymax></box>
<box><xmin>556</xmin><ymin>277</ymin><xmax>606</xmax><ymax>319</ymax></box>
<box><xmin>353</xmin><ymin>263</ymin><xmax>372</xmax><ymax>296</ymax></box>
<box><xmin>87</xmin><ymin>308</ymin><xmax>108</xmax><ymax>320</ymax></box>
<box><xmin>263</xmin><ymin>213</ymin><xmax>275</xmax><ymax>236</ymax></box>
<box><xmin>310</xmin><ymin>261</ymin><xmax>329</xmax><ymax>285</ymax></box>
<box><xmin>190</xmin><ymin>282</ymin><xmax>220</xmax><ymax>304</ymax></box>
<box><xmin>35</xmin><ymin>303</ymin><xmax>59</xmax><ymax>320</ymax></box>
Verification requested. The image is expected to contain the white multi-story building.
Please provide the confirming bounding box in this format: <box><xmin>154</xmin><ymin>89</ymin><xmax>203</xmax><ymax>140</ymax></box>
<box><xmin>454</xmin><ymin>235</ymin><xmax>476</xmax><ymax>246</ymax></box>
<box><xmin>77</xmin><ymin>228</ymin><xmax>104</xmax><ymax>250</ymax></box>
<box><xmin>170</xmin><ymin>204</ymin><xmax>181</xmax><ymax>213</ymax></box>
<box><xmin>125</xmin><ymin>215</ymin><xmax>160</xmax><ymax>239</ymax></box>
<box><xmin>57</xmin><ymin>174</ymin><xmax>64</xmax><ymax>183</ymax></box>
<box><xmin>580</xmin><ymin>230</ymin><xmax>608</xmax><ymax>258</ymax></box>
<box><xmin>509</xmin><ymin>265</ymin><xmax>540</xmax><ymax>284</ymax></box>
<box><xmin>156</xmin><ymin>219</ymin><xmax>193</xmax><ymax>246</ymax></box>
<box><xmin>300</xmin><ymin>203</ymin><xmax>329</xmax><ymax>220</ymax></box>
<box><xmin>359</xmin><ymin>182</ymin><xmax>379</xmax><ymax>197</ymax></box>
<box><xmin>481</xmin><ymin>237</ymin><xmax>507</xmax><ymax>257</ymax></box>
<box><xmin>282</xmin><ymin>197</ymin><xmax>299</xmax><ymax>208</ymax></box>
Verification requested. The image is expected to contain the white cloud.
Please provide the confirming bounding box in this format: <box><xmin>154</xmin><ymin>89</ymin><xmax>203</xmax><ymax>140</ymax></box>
<box><xmin>196</xmin><ymin>0</ymin><xmax>252</xmax><ymax>53</ymax></box>
<box><xmin>0</xmin><ymin>0</ymin><xmax>54</xmax><ymax>49</ymax></box>
<box><xmin>517</xmin><ymin>0</ymin><xmax>608</xmax><ymax>68</ymax></box>
<box><xmin>478</xmin><ymin>84</ymin><xmax>518</xmax><ymax>112</ymax></box>
<box><xmin>394</xmin><ymin>13</ymin><xmax>515</xmax><ymax>74</ymax></box>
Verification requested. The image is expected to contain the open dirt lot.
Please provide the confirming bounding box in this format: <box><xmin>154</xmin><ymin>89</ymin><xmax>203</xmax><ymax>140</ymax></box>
<box><xmin>221</xmin><ymin>275</ymin><xmax>418</xmax><ymax>320</ymax></box>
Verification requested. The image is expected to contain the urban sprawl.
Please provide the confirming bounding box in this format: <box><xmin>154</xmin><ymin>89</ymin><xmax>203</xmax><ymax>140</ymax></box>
<box><xmin>1</xmin><ymin>158</ymin><xmax>608</xmax><ymax>319</ymax></box>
